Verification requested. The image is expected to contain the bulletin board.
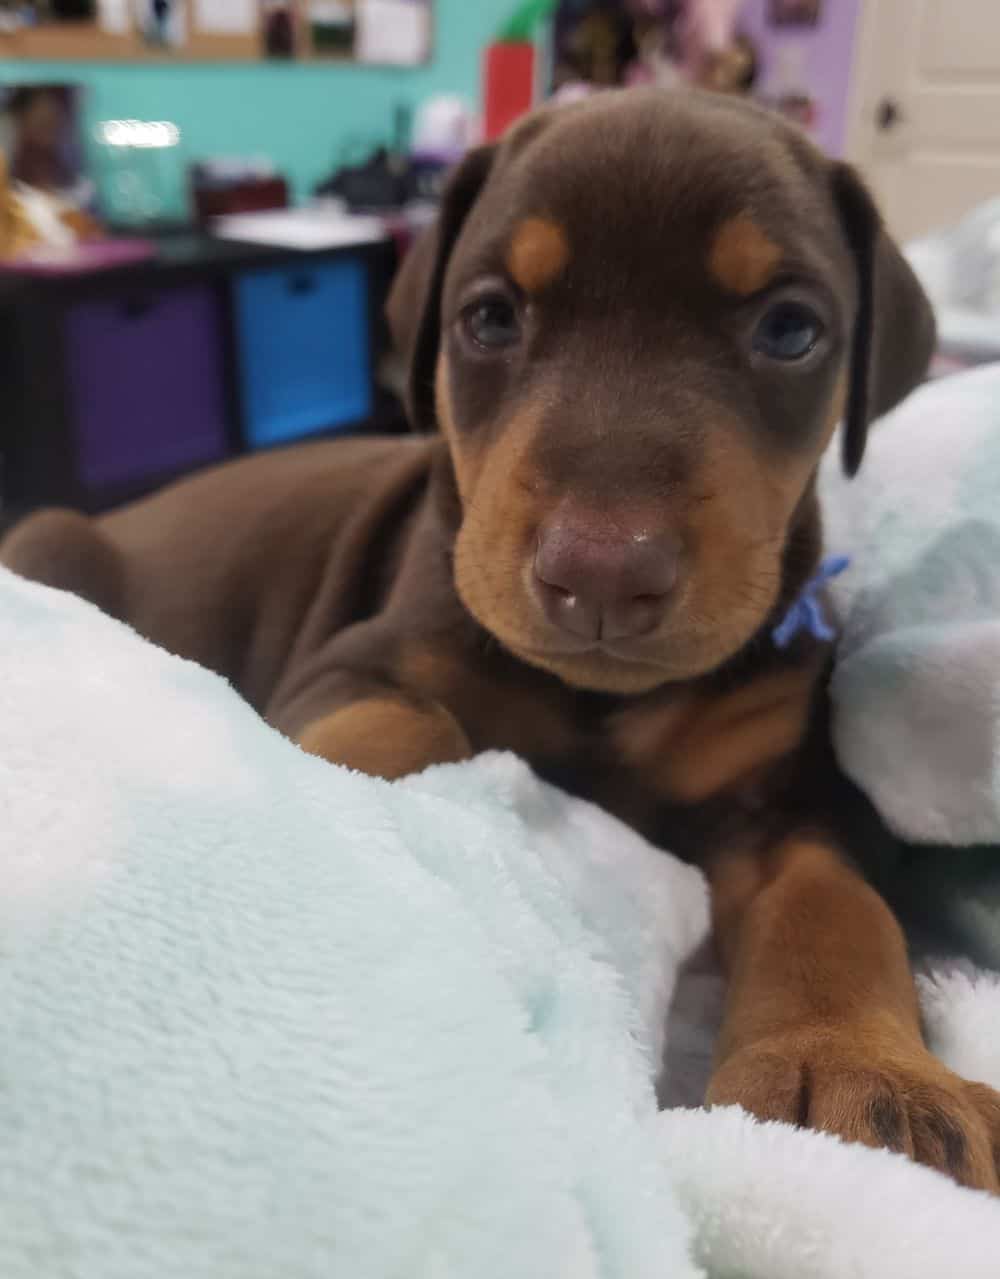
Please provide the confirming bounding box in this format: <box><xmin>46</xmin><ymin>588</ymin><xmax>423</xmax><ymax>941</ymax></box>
<box><xmin>0</xmin><ymin>0</ymin><xmax>433</xmax><ymax>64</ymax></box>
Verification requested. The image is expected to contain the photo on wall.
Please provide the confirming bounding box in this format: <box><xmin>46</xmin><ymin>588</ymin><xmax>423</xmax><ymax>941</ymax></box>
<box><xmin>0</xmin><ymin>83</ymin><xmax>93</xmax><ymax>205</ymax></box>
<box><xmin>767</xmin><ymin>0</ymin><xmax>821</xmax><ymax>28</ymax></box>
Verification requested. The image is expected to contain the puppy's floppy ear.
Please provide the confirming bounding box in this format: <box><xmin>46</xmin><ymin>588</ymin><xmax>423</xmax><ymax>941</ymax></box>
<box><xmin>831</xmin><ymin>163</ymin><xmax>936</xmax><ymax>476</ymax></box>
<box><xmin>385</xmin><ymin>145</ymin><xmax>496</xmax><ymax>432</ymax></box>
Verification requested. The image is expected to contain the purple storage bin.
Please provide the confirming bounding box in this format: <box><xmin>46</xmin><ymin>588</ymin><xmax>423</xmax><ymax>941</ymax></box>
<box><xmin>65</xmin><ymin>285</ymin><xmax>229</xmax><ymax>491</ymax></box>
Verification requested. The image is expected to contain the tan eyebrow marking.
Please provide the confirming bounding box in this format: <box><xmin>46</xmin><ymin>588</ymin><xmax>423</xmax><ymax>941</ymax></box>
<box><xmin>708</xmin><ymin>215</ymin><xmax>783</xmax><ymax>295</ymax></box>
<box><xmin>506</xmin><ymin>216</ymin><xmax>570</xmax><ymax>294</ymax></box>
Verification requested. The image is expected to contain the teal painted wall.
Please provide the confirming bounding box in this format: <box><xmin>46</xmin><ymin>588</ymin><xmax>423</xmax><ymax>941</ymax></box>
<box><xmin>1</xmin><ymin>0</ymin><xmax>513</xmax><ymax>215</ymax></box>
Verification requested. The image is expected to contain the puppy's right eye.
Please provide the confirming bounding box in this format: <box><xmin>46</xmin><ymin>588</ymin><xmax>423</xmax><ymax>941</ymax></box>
<box><xmin>462</xmin><ymin>294</ymin><xmax>521</xmax><ymax>351</ymax></box>
<box><xmin>752</xmin><ymin>300</ymin><xmax>824</xmax><ymax>362</ymax></box>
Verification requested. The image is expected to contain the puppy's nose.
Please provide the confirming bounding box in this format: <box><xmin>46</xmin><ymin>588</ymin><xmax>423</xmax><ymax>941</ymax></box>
<box><xmin>533</xmin><ymin>520</ymin><xmax>680</xmax><ymax>642</ymax></box>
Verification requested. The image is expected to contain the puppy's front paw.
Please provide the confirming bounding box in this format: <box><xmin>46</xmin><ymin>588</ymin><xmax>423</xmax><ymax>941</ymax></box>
<box><xmin>707</xmin><ymin>1027</ymin><xmax>1000</xmax><ymax>1192</ymax></box>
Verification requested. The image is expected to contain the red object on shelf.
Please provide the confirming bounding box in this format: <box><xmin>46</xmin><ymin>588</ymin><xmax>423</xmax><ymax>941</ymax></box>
<box><xmin>483</xmin><ymin>41</ymin><xmax>536</xmax><ymax>141</ymax></box>
<box><xmin>191</xmin><ymin>177</ymin><xmax>289</xmax><ymax>227</ymax></box>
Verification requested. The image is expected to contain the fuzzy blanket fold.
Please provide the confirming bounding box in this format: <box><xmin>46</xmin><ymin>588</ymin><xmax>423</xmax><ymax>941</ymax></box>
<box><xmin>3</xmin><ymin>558</ymin><xmax>1000</xmax><ymax>1279</ymax></box>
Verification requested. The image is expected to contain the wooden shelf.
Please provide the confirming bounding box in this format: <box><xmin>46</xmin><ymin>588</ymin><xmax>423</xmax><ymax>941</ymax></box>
<box><xmin>0</xmin><ymin>0</ymin><xmax>431</xmax><ymax>63</ymax></box>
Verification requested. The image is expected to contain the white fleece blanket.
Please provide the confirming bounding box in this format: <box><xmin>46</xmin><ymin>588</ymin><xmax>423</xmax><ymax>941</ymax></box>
<box><xmin>820</xmin><ymin>363</ymin><xmax>1000</xmax><ymax>846</ymax></box>
<box><xmin>4</xmin><ymin>552</ymin><xmax>1000</xmax><ymax>1278</ymax></box>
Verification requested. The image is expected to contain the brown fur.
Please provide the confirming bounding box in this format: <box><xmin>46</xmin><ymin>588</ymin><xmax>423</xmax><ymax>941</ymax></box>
<box><xmin>5</xmin><ymin>90</ymin><xmax>991</xmax><ymax>1190</ymax></box>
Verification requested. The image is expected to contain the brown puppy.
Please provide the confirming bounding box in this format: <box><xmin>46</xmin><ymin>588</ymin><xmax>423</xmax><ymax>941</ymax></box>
<box><xmin>5</xmin><ymin>89</ymin><xmax>1000</xmax><ymax>1190</ymax></box>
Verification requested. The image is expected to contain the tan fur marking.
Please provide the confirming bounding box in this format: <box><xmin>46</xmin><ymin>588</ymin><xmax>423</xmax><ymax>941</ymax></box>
<box><xmin>666</xmin><ymin>688</ymin><xmax>811</xmax><ymax>803</ymax></box>
<box><xmin>297</xmin><ymin>696</ymin><xmax>470</xmax><ymax>780</ymax></box>
<box><xmin>708</xmin><ymin>215</ymin><xmax>782</xmax><ymax>295</ymax></box>
<box><xmin>506</xmin><ymin>216</ymin><xmax>570</xmax><ymax>294</ymax></box>
<box><xmin>614</xmin><ymin>663</ymin><xmax>820</xmax><ymax>804</ymax></box>
<box><xmin>399</xmin><ymin>645</ymin><xmax>578</xmax><ymax>759</ymax></box>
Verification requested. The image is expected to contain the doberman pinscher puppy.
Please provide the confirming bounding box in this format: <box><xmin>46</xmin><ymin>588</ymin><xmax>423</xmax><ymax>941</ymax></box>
<box><xmin>5</xmin><ymin>89</ymin><xmax>1000</xmax><ymax>1190</ymax></box>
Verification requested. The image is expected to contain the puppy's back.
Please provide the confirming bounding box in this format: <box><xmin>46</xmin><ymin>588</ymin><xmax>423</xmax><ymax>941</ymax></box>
<box><xmin>3</xmin><ymin>435</ymin><xmax>433</xmax><ymax>707</ymax></box>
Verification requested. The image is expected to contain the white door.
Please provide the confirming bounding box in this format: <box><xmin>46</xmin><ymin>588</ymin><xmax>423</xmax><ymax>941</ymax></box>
<box><xmin>846</xmin><ymin>0</ymin><xmax>1000</xmax><ymax>241</ymax></box>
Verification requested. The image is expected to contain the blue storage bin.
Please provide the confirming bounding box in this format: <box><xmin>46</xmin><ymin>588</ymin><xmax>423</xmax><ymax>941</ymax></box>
<box><xmin>234</xmin><ymin>256</ymin><xmax>372</xmax><ymax>449</ymax></box>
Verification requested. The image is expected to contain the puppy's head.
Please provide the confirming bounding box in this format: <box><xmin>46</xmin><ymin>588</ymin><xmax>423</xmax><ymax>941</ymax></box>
<box><xmin>388</xmin><ymin>90</ymin><xmax>934</xmax><ymax>695</ymax></box>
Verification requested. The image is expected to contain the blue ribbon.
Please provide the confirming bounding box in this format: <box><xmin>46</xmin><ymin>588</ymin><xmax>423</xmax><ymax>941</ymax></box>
<box><xmin>772</xmin><ymin>554</ymin><xmax>851</xmax><ymax>649</ymax></box>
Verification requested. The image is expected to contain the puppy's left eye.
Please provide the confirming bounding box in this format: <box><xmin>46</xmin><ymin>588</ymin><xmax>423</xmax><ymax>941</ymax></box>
<box><xmin>462</xmin><ymin>294</ymin><xmax>522</xmax><ymax>351</ymax></box>
<box><xmin>752</xmin><ymin>301</ymin><xmax>823</xmax><ymax>362</ymax></box>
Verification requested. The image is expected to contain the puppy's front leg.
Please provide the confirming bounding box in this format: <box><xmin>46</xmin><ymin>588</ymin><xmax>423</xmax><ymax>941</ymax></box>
<box><xmin>296</xmin><ymin>693</ymin><xmax>471</xmax><ymax>780</ymax></box>
<box><xmin>706</xmin><ymin>834</ymin><xmax>1000</xmax><ymax>1191</ymax></box>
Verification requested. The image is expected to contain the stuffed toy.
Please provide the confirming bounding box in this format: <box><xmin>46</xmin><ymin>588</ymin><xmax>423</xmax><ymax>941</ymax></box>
<box><xmin>0</xmin><ymin>149</ymin><xmax>102</xmax><ymax>262</ymax></box>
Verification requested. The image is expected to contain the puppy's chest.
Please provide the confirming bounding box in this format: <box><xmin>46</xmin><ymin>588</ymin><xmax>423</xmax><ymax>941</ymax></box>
<box><xmin>399</xmin><ymin>639</ymin><xmax>824</xmax><ymax>853</ymax></box>
<box><xmin>494</xmin><ymin>661</ymin><xmax>824</xmax><ymax>856</ymax></box>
